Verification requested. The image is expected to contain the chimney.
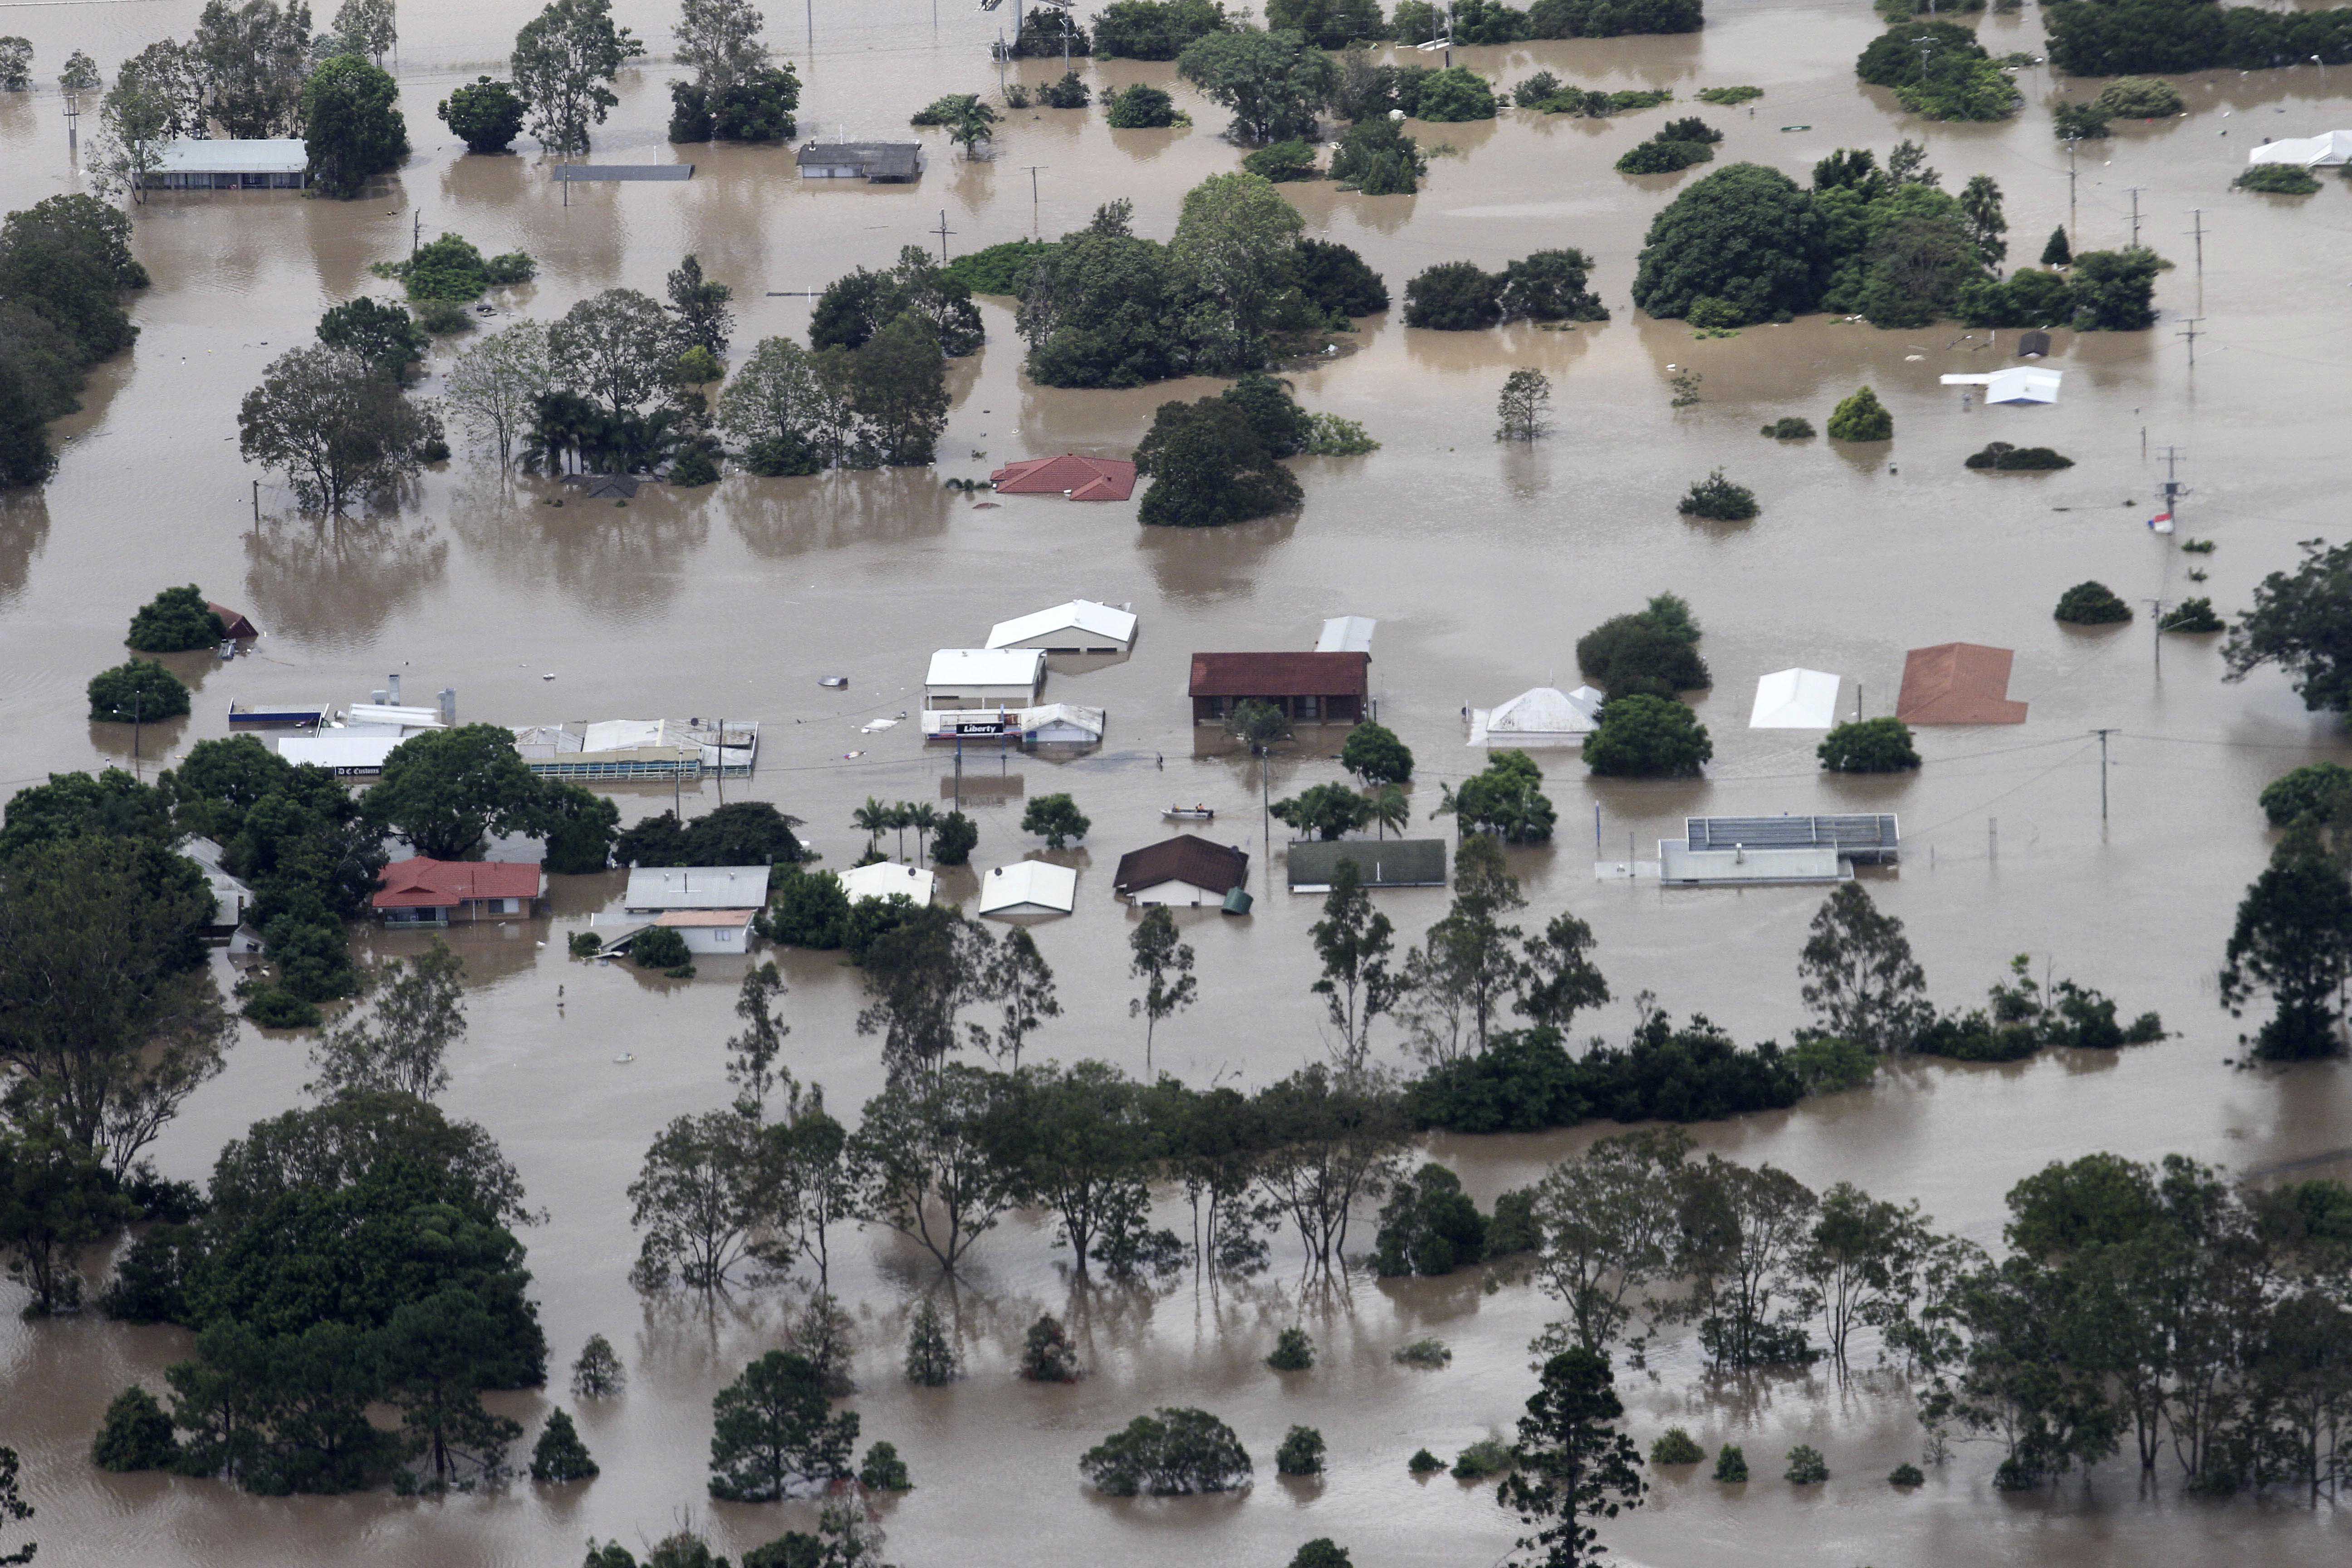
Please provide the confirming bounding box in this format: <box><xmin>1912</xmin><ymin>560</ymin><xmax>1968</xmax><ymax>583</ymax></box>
<box><xmin>387</xmin><ymin>673</ymin><xmax>401</xmax><ymax>705</ymax></box>
<box><xmin>438</xmin><ymin>687</ymin><xmax>456</xmax><ymax>726</ymax></box>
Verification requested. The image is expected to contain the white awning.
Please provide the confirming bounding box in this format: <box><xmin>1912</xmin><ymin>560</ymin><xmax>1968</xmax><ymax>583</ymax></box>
<box><xmin>1749</xmin><ymin>668</ymin><xmax>1841</xmax><ymax>729</ymax></box>
<box><xmin>839</xmin><ymin>861</ymin><xmax>936</xmax><ymax>905</ymax></box>
<box><xmin>975</xmin><ymin>860</ymin><xmax>1078</xmax><ymax>916</ymax></box>
<box><xmin>1315</xmin><ymin>616</ymin><xmax>1377</xmax><ymax>654</ymax></box>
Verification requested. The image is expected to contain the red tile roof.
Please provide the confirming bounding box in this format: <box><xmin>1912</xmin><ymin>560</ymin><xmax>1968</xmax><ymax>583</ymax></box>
<box><xmin>1896</xmin><ymin>643</ymin><xmax>2028</xmax><ymax>725</ymax></box>
<box><xmin>373</xmin><ymin>858</ymin><xmax>545</xmax><ymax>909</ymax></box>
<box><xmin>208</xmin><ymin>602</ymin><xmax>260</xmax><ymax>639</ymax></box>
<box><xmin>1113</xmin><ymin>835</ymin><xmax>1250</xmax><ymax>897</ymax></box>
<box><xmin>1189</xmin><ymin>651</ymin><xmax>1369</xmax><ymax>698</ymax></box>
<box><xmin>990</xmin><ymin>454</ymin><xmax>1138</xmax><ymax>502</ymax></box>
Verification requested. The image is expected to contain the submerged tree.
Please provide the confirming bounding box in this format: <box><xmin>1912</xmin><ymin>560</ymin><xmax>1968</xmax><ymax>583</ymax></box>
<box><xmin>1130</xmin><ymin>906</ymin><xmax>1200</xmax><ymax>1069</ymax></box>
<box><xmin>707</xmin><ymin>1350</ymin><xmax>858</xmax><ymax>1501</ymax></box>
<box><xmin>511</xmin><ymin>0</ymin><xmax>645</xmax><ymax>155</ymax></box>
<box><xmin>2220</xmin><ymin>823</ymin><xmax>2352</xmax><ymax>1061</ymax></box>
<box><xmin>307</xmin><ymin>940</ymin><xmax>466</xmax><ymax>1100</ymax></box>
<box><xmin>1498</xmin><ymin>1348</ymin><xmax>1645</xmax><ymax>1568</ymax></box>
<box><xmin>236</xmin><ymin>344</ymin><xmax>431</xmax><ymax>513</ymax></box>
<box><xmin>1798</xmin><ymin>883</ymin><xmax>1928</xmax><ymax>1052</ymax></box>
<box><xmin>1496</xmin><ymin>367</ymin><xmax>1553</xmax><ymax>442</ymax></box>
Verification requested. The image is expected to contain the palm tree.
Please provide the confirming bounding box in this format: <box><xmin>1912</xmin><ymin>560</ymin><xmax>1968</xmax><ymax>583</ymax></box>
<box><xmin>906</xmin><ymin>802</ymin><xmax>941</xmax><ymax>866</ymax></box>
<box><xmin>852</xmin><ymin>799</ymin><xmax>890</xmax><ymax>858</ymax></box>
<box><xmin>888</xmin><ymin>801</ymin><xmax>915</xmax><ymax>861</ymax></box>
<box><xmin>1369</xmin><ymin>783</ymin><xmax>1409</xmax><ymax>841</ymax></box>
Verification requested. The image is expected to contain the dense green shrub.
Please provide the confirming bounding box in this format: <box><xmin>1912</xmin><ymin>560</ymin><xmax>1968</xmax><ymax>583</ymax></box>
<box><xmin>1760</xmin><ymin>416</ymin><xmax>1815</xmax><ymax>439</ymax></box>
<box><xmin>1408</xmin><ymin>1447</ymin><xmax>1445</xmax><ymax>1473</ymax></box>
<box><xmin>2052</xmin><ymin>100</ymin><xmax>2112</xmax><ymax>140</ymax></box>
<box><xmin>1617</xmin><ymin>135</ymin><xmax>1714</xmax><ymax>175</ymax></box>
<box><xmin>1451</xmin><ymin>1437</ymin><xmax>1514</xmax><ymax>1479</ymax></box>
<box><xmin>1266</xmin><ymin>1326</ymin><xmax>1316</xmax><ymax>1371</ymax></box>
<box><xmin>1650</xmin><ymin>1428</ymin><xmax>1706</xmax><ymax>1465</ymax></box>
<box><xmin>1677</xmin><ymin>469</ymin><xmax>1756</xmax><ymax>520</ymax></box>
<box><xmin>1244</xmin><ymin>139</ymin><xmax>1320</xmax><ymax>181</ymax></box>
<box><xmin>2259</xmin><ymin>762</ymin><xmax>2352</xmax><ymax>827</ymax></box>
<box><xmin>1577</xmin><ymin>594</ymin><xmax>1709</xmax><ymax>694</ymax></box>
<box><xmin>1827</xmin><ymin>385</ymin><xmax>1892</xmax><ymax>441</ymax></box>
<box><xmin>530</xmin><ymin>1409</ymin><xmax>598</xmax><ymax>1482</ymax></box>
<box><xmin>1329</xmin><ymin>114</ymin><xmax>1427</xmax><ymax>193</ymax></box>
<box><xmin>93</xmin><ymin>1386</ymin><xmax>181</xmax><ymax>1471</ymax></box>
<box><xmin>1856</xmin><ymin>21</ymin><xmax>2019</xmax><ymax>122</ymax></box>
<box><xmin>1405</xmin><ymin>1018</ymin><xmax>1802</xmax><ymax>1134</ymax></box>
<box><xmin>2237</xmin><ymin>163</ymin><xmax>2322</xmax><ymax>195</ymax></box>
<box><xmin>942</xmin><ymin>238</ymin><xmax>1057</xmax><ymax>296</ymax></box>
<box><xmin>631</xmin><ymin>925</ymin><xmax>691</xmax><ymax>969</ymax></box>
<box><xmin>1403</xmin><ymin>261</ymin><xmax>1503</xmax><ymax>329</ymax></box>
<box><xmin>438</xmin><ymin>77</ymin><xmax>528</xmax><ymax>153</ymax></box>
<box><xmin>1275</xmin><ymin>1425</ymin><xmax>1327</xmax><ymax>1475</ymax></box>
<box><xmin>1696</xmin><ymin>84</ymin><xmax>1763</xmax><ymax>104</ymax></box>
<box><xmin>669</xmin><ymin>65</ymin><xmax>801</xmax><ymax>142</ymax></box>
<box><xmin>1785</xmin><ymin>1445</ymin><xmax>1830</xmax><ymax>1484</ymax></box>
<box><xmin>2161</xmin><ymin>596</ymin><xmax>2225</xmax><ymax>634</ymax></box>
<box><xmin>2045</xmin><ymin>0</ymin><xmax>2352</xmax><ymax>79</ymax></box>
<box><xmin>859</xmin><ymin>1440</ymin><xmax>912</xmax><ymax>1491</ymax></box>
<box><xmin>1964</xmin><ymin>440</ymin><xmax>2072</xmax><ymax>470</ymax></box>
<box><xmin>1081</xmin><ymin>1408</ymin><xmax>1251</xmax><ymax>1494</ymax></box>
<box><xmin>2068</xmin><ymin>247</ymin><xmax>2163</xmax><ymax>329</ymax></box>
<box><xmin>1093</xmin><ymin>0</ymin><xmax>1236</xmax><ymax>59</ymax></box>
<box><xmin>1527</xmin><ymin>0</ymin><xmax>1703</xmax><ymax>36</ymax></box>
<box><xmin>88</xmin><ymin>658</ymin><xmax>190</xmax><ymax>722</ymax></box>
<box><xmin>1106</xmin><ymin>83</ymin><xmax>1181</xmax><ymax>127</ymax></box>
<box><xmin>1373</xmin><ymin>1163</ymin><xmax>1490</xmax><ymax>1276</ymax></box>
<box><xmin>1039</xmin><ymin>70</ymin><xmax>1092</xmax><ymax>109</ymax></box>
<box><xmin>1411</xmin><ymin>66</ymin><xmax>1498</xmax><ymax>122</ymax></box>
<box><xmin>1293</xmin><ymin>238</ymin><xmax>1390</xmax><ymax>317</ymax></box>
<box><xmin>2096</xmin><ymin>76</ymin><xmax>2185</xmax><ymax>117</ymax></box>
<box><xmin>1818</xmin><ymin>717</ymin><xmax>1920</xmax><ymax>773</ymax></box>
<box><xmin>240</xmin><ymin>985</ymin><xmax>323</xmax><ymax>1029</ymax></box>
<box><xmin>1392</xmin><ymin>1338</ymin><xmax>1452</xmax><ymax>1368</ymax></box>
<box><xmin>2054</xmin><ymin>580</ymin><xmax>2133</xmax><ymax>624</ymax></box>
<box><xmin>1955</xmin><ymin>266</ymin><xmax>2073</xmax><ymax>327</ymax></box>
<box><xmin>1714</xmin><ymin>1445</ymin><xmax>1749</xmax><ymax>1482</ymax></box>
<box><xmin>1890</xmin><ymin>1462</ymin><xmax>1926</xmax><ymax>1486</ymax></box>
<box><xmin>127</xmin><ymin>585</ymin><xmax>225</xmax><ymax>652</ymax></box>
<box><xmin>1630</xmin><ymin>164</ymin><xmax>1820</xmax><ymax>324</ymax></box>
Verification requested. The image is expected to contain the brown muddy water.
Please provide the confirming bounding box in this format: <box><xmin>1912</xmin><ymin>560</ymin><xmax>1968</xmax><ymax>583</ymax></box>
<box><xmin>4</xmin><ymin>1</ymin><xmax>2352</xmax><ymax>1563</ymax></box>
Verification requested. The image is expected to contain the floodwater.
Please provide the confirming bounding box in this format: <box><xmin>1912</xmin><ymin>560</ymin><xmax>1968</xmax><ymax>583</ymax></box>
<box><xmin>3</xmin><ymin>1</ymin><xmax>2352</xmax><ymax>1563</ymax></box>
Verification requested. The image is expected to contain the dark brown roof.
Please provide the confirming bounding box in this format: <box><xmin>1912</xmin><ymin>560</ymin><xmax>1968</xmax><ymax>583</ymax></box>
<box><xmin>1112</xmin><ymin>835</ymin><xmax>1250</xmax><ymax>896</ymax></box>
<box><xmin>1189</xmin><ymin>652</ymin><xmax>1369</xmax><ymax>698</ymax></box>
<box><xmin>1896</xmin><ymin>643</ymin><xmax>2028</xmax><ymax>725</ymax></box>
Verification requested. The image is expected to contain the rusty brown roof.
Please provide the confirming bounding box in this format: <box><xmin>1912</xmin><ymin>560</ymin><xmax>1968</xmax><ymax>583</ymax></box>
<box><xmin>1896</xmin><ymin>643</ymin><xmax>2028</xmax><ymax>725</ymax></box>
<box><xmin>1189</xmin><ymin>651</ymin><xmax>1369</xmax><ymax>698</ymax></box>
<box><xmin>1112</xmin><ymin>835</ymin><xmax>1250</xmax><ymax>896</ymax></box>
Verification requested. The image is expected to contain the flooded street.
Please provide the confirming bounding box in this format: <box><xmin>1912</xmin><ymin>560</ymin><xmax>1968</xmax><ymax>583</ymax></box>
<box><xmin>5</xmin><ymin>0</ymin><xmax>2352</xmax><ymax>1562</ymax></box>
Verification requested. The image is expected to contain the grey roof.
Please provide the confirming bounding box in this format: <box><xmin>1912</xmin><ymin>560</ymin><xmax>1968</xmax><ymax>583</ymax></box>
<box><xmin>155</xmin><ymin>138</ymin><xmax>308</xmax><ymax>175</ymax></box>
<box><xmin>797</xmin><ymin>141</ymin><xmax>924</xmax><ymax>177</ymax></box>
<box><xmin>623</xmin><ymin>865</ymin><xmax>774</xmax><ymax>910</ymax></box>
<box><xmin>1287</xmin><ymin>839</ymin><xmax>1447</xmax><ymax>891</ymax></box>
<box><xmin>552</xmin><ymin>164</ymin><xmax>695</xmax><ymax>181</ymax></box>
<box><xmin>1685</xmin><ymin>814</ymin><xmax>1900</xmax><ymax>864</ymax></box>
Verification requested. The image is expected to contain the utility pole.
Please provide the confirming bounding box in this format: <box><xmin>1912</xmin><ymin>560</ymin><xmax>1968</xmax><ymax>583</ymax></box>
<box><xmin>412</xmin><ymin>209</ymin><xmax>421</xmax><ymax>259</ymax></box>
<box><xmin>2156</xmin><ymin>444</ymin><xmax>2187</xmax><ymax>525</ymax></box>
<box><xmin>2188</xmin><ymin>207</ymin><xmax>2205</xmax><ymax>313</ymax></box>
<box><xmin>806</xmin><ymin>0</ymin><xmax>814</xmax><ymax>58</ymax></box>
<box><xmin>2142</xmin><ymin>598</ymin><xmax>2168</xmax><ymax>671</ymax></box>
<box><xmin>933</xmin><ymin>209</ymin><xmax>955</xmax><ymax>261</ymax></box>
<box><xmin>2177</xmin><ymin>316</ymin><xmax>2205</xmax><ymax>368</ymax></box>
<box><xmin>2125</xmin><ymin>186</ymin><xmax>2145</xmax><ymax>249</ymax></box>
<box><xmin>996</xmin><ymin>29</ymin><xmax>1007</xmax><ymax>96</ymax></box>
<box><xmin>2092</xmin><ymin>729</ymin><xmax>2116</xmax><ymax>824</ymax></box>
<box><xmin>1024</xmin><ymin>164</ymin><xmax>1049</xmax><ymax>237</ymax></box>
<box><xmin>1912</xmin><ymin>32</ymin><xmax>1937</xmax><ymax>82</ymax></box>
<box><xmin>2065</xmin><ymin>136</ymin><xmax>2079</xmax><ymax>243</ymax></box>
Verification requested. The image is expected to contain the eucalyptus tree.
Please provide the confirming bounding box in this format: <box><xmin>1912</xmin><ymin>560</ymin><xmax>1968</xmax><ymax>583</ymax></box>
<box><xmin>511</xmin><ymin>0</ymin><xmax>643</xmax><ymax>155</ymax></box>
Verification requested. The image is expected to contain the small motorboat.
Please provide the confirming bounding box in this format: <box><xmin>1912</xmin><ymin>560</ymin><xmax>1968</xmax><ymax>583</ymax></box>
<box><xmin>819</xmin><ymin>675</ymin><xmax>849</xmax><ymax>689</ymax></box>
<box><xmin>1164</xmin><ymin>804</ymin><xmax>1216</xmax><ymax>822</ymax></box>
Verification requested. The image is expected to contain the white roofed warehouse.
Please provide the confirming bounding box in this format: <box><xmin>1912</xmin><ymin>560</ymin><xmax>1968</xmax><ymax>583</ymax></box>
<box><xmin>985</xmin><ymin>600</ymin><xmax>1137</xmax><ymax>655</ymax></box>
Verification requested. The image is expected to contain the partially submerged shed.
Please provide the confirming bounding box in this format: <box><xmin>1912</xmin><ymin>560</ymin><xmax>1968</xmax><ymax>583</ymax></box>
<box><xmin>148</xmin><ymin>138</ymin><xmax>309</xmax><ymax>190</ymax></box>
<box><xmin>1897</xmin><ymin>643</ymin><xmax>2027</xmax><ymax>725</ymax></box>
<box><xmin>839</xmin><ymin>862</ymin><xmax>937</xmax><ymax>906</ymax></box>
<box><xmin>1287</xmin><ymin>839</ymin><xmax>1446</xmax><ymax>892</ymax></box>
<box><xmin>209</xmin><ymin>602</ymin><xmax>260</xmax><ymax>639</ymax></box>
<box><xmin>926</xmin><ymin>648</ymin><xmax>1046</xmax><ymax>710</ymax></box>
<box><xmin>1939</xmin><ymin>368</ymin><xmax>2062</xmax><ymax>405</ymax></box>
<box><xmin>1113</xmin><ymin>836</ymin><xmax>1250</xmax><ymax>906</ymax></box>
<box><xmin>1315</xmin><ymin>616</ymin><xmax>1377</xmax><ymax>654</ymax></box>
<box><xmin>1469</xmin><ymin>686</ymin><xmax>1602</xmax><ymax>746</ymax></box>
<box><xmin>976</xmin><ymin>860</ymin><xmax>1078</xmax><ymax>917</ymax></box>
<box><xmin>624</xmin><ymin>865</ymin><xmax>774</xmax><ymax>912</ymax></box>
<box><xmin>1749</xmin><ymin>669</ymin><xmax>1841</xmax><ymax>729</ymax></box>
<box><xmin>1189</xmin><ymin>652</ymin><xmax>1368</xmax><ymax>725</ymax></box>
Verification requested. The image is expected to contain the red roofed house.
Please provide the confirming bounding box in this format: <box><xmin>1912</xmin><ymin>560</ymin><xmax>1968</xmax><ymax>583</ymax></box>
<box><xmin>990</xmin><ymin>454</ymin><xmax>1138</xmax><ymax>502</ymax></box>
<box><xmin>1190</xmin><ymin>652</ymin><xmax>1370</xmax><ymax>725</ymax></box>
<box><xmin>1896</xmin><ymin>643</ymin><xmax>2028</xmax><ymax>725</ymax></box>
<box><xmin>373</xmin><ymin>858</ymin><xmax>547</xmax><ymax>926</ymax></box>
<box><xmin>208</xmin><ymin>602</ymin><xmax>260</xmax><ymax>639</ymax></box>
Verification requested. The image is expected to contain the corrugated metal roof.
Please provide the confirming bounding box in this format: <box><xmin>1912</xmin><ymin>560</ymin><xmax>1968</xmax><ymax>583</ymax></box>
<box><xmin>155</xmin><ymin>138</ymin><xmax>309</xmax><ymax>175</ymax></box>
<box><xmin>623</xmin><ymin>865</ymin><xmax>774</xmax><ymax>910</ymax></box>
<box><xmin>976</xmin><ymin>860</ymin><xmax>1078</xmax><ymax>916</ymax></box>
<box><xmin>1113</xmin><ymin>835</ymin><xmax>1249</xmax><ymax>896</ymax></box>
<box><xmin>1897</xmin><ymin>643</ymin><xmax>2027</xmax><ymax>725</ymax></box>
<box><xmin>1286</xmin><ymin>839</ymin><xmax>1446</xmax><ymax>890</ymax></box>
<box><xmin>1189</xmin><ymin>652</ymin><xmax>1369</xmax><ymax>698</ymax></box>
<box><xmin>839</xmin><ymin>862</ymin><xmax>936</xmax><ymax>905</ymax></box>
<box><xmin>1314</xmin><ymin>616</ymin><xmax>1377</xmax><ymax>654</ymax></box>
<box><xmin>926</xmin><ymin>647</ymin><xmax>1045</xmax><ymax>689</ymax></box>
<box><xmin>985</xmin><ymin>599</ymin><xmax>1137</xmax><ymax>648</ymax></box>
<box><xmin>277</xmin><ymin>733</ymin><xmax>404</xmax><ymax>770</ymax></box>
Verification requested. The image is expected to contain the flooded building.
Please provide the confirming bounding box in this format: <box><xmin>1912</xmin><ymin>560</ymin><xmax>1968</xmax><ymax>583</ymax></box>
<box><xmin>926</xmin><ymin>647</ymin><xmax>1046</xmax><ymax>710</ymax></box>
<box><xmin>372</xmin><ymin>858</ymin><xmax>545</xmax><ymax>925</ymax></box>
<box><xmin>147</xmin><ymin>138</ymin><xmax>309</xmax><ymax>191</ymax></box>
<box><xmin>1112</xmin><ymin>835</ymin><xmax>1250</xmax><ymax>907</ymax></box>
<box><xmin>795</xmin><ymin>140</ymin><xmax>925</xmax><ymax>181</ymax></box>
<box><xmin>1189</xmin><ymin>651</ymin><xmax>1370</xmax><ymax>725</ymax></box>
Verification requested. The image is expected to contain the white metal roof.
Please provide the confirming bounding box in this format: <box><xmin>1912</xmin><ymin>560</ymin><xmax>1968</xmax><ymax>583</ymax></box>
<box><xmin>623</xmin><ymin>865</ymin><xmax>774</xmax><ymax>910</ymax></box>
<box><xmin>975</xmin><ymin>859</ymin><xmax>1078</xmax><ymax>916</ymax></box>
<box><xmin>1021</xmin><ymin>703</ymin><xmax>1104</xmax><ymax>738</ymax></box>
<box><xmin>838</xmin><ymin>861</ymin><xmax>936</xmax><ymax>905</ymax></box>
<box><xmin>155</xmin><ymin>138</ymin><xmax>309</xmax><ymax>175</ymax></box>
<box><xmin>985</xmin><ymin>599</ymin><xmax>1137</xmax><ymax>648</ymax></box>
<box><xmin>1470</xmin><ymin>686</ymin><xmax>1603</xmax><ymax>745</ymax></box>
<box><xmin>584</xmin><ymin>718</ymin><xmax>667</xmax><ymax>751</ymax></box>
<box><xmin>926</xmin><ymin>647</ymin><xmax>1045</xmax><ymax>688</ymax></box>
<box><xmin>345</xmin><ymin>703</ymin><xmax>442</xmax><ymax>728</ymax></box>
<box><xmin>1315</xmin><ymin>616</ymin><xmax>1377</xmax><ymax>654</ymax></box>
<box><xmin>2248</xmin><ymin>130</ymin><xmax>2352</xmax><ymax>168</ymax></box>
<box><xmin>277</xmin><ymin>734</ymin><xmax>404</xmax><ymax>769</ymax></box>
<box><xmin>1939</xmin><ymin>368</ymin><xmax>2061</xmax><ymax>405</ymax></box>
<box><xmin>1749</xmin><ymin>668</ymin><xmax>1841</xmax><ymax>729</ymax></box>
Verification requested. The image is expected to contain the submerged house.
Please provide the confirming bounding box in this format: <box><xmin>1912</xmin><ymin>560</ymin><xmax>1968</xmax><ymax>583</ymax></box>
<box><xmin>1112</xmin><ymin>835</ymin><xmax>1250</xmax><ymax>907</ymax></box>
<box><xmin>926</xmin><ymin>648</ymin><xmax>1046</xmax><ymax>710</ymax></box>
<box><xmin>624</xmin><ymin>865</ymin><xmax>774</xmax><ymax>913</ymax></box>
<box><xmin>839</xmin><ymin>862</ymin><xmax>937</xmax><ymax>906</ymax></box>
<box><xmin>988</xmin><ymin>455</ymin><xmax>1137</xmax><ymax>502</ymax></box>
<box><xmin>975</xmin><ymin>860</ymin><xmax>1079</xmax><ymax>918</ymax></box>
<box><xmin>1189</xmin><ymin>652</ymin><xmax>1369</xmax><ymax>725</ymax></box>
<box><xmin>2248</xmin><ymin>130</ymin><xmax>2352</xmax><ymax>169</ymax></box>
<box><xmin>986</xmin><ymin>599</ymin><xmax>1137</xmax><ymax>655</ymax></box>
<box><xmin>1749</xmin><ymin>669</ymin><xmax>1841</xmax><ymax>730</ymax></box>
<box><xmin>147</xmin><ymin>138</ymin><xmax>310</xmax><ymax>191</ymax></box>
<box><xmin>796</xmin><ymin>140</ymin><xmax>925</xmax><ymax>181</ymax></box>
<box><xmin>1469</xmin><ymin>686</ymin><xmax>1603</xmax><ymax>747</ymax></box>
<box><xmin>373</xmin><ymin>858</ymin><xmax>546</xmax><ymax>925</ymax></box>
<box><xmin>1897</xmin><ymin>643</ymin><xmax>2028</xmax><ymax>725</ymax></box>
<box><xmin>1286</xmin><ymin>839</ymin><xmax>1446</xmax><ymax>893</ymax></box>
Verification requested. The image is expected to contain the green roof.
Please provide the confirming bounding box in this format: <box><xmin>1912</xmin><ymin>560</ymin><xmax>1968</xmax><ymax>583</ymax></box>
<box><xmin>1286</xmin><ymin>839</ymin><xmax>1447</xmax><ymax>891</ymax></box>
